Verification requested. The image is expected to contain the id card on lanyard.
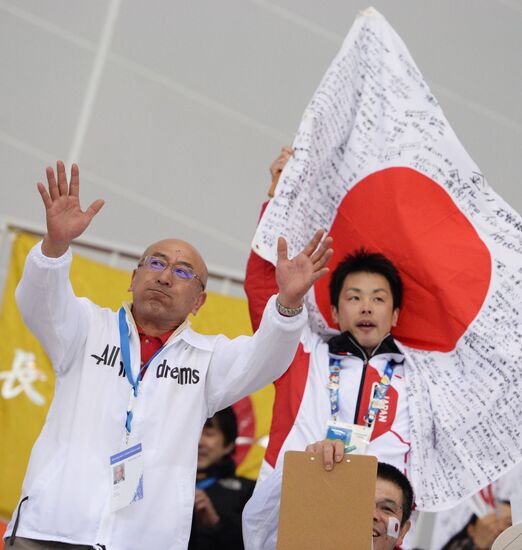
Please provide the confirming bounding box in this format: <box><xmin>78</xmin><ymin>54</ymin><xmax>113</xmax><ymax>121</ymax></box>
<box><xmin>109</xmin><ymin>307</ymin><xmax>163</xmax><ymax>511</ymax></box>
<box><xmin>110</xmin><ymin>443</ymin><xmax>144</xmax><ymax>512</ymax></box>
<box><xmin>326</xmin><ymin>356</ymin><xmax>395</xmax><ymax>455</ymax></box>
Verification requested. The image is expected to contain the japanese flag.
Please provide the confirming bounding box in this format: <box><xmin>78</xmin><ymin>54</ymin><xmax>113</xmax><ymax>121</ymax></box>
<box><xmin>253</xmin><ymin>8</ymin><xmax>522</xmax><ymax>511</ymax></box>
<box><xmin>387</xmin><ymin>517</ymin><xmax>401</xmax><ymax>539</ymax></box>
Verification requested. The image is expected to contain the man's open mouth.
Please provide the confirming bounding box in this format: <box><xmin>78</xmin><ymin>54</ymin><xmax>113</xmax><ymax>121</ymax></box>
<box><xmin>357</xmin><ymin>321</ymin><xmax>376</xmax><ymax>328</ymax></box>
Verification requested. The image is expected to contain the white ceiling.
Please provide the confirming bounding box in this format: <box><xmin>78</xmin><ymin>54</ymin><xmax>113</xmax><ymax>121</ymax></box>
<box><xmin>1</xmin><ymin>0</ymin><xmax>520</xmax><ymax>290</ymax></box>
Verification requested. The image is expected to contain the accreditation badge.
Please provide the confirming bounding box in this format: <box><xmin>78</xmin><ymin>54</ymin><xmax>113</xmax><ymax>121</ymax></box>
<box><xmin>326</xmin><ymin>420</ymin><xmax>372</xmax><ymax>455</ymax></box>
<box><xmin>110</xmin><ymin>443</ymin><xmax>144</xmax><ymax>512</ymax></box>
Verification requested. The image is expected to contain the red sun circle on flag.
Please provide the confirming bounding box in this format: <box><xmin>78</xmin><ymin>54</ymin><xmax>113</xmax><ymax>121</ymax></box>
<box><xmin>314</xmin><ymin>167</ymin><xmax>491</xmax><ymax>352</ymax></box>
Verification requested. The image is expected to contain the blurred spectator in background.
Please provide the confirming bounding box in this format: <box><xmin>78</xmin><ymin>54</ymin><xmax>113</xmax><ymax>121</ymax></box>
<box><xmin>189</xmin><ymin>407</ymin><xmax>255</xmax><ymax>550</ymax></box>
<box><xmin>441</xmin><ymin>503</ymin><xmax>511</xmax><ymax>550</ymax></box>
<box><xmin>429</xmin><ymin>463</ymin><xmax>522</xmax><ymax>549</ymax></box>
<box><xmin>437</xmin><ymin>480</ymin><xmax>516</xmax><ymax>550</ymax></box>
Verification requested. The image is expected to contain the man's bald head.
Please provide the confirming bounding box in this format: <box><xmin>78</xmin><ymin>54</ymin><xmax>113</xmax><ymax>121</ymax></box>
<box><xmin>141</xmin><ymin>239</ymin><xmax>208</xmax><ymax>289</ymax></box>
<box><xmin>130</xmin><ymin>238</ymin><xmax>208</xmax><ymax>335</ymax></box>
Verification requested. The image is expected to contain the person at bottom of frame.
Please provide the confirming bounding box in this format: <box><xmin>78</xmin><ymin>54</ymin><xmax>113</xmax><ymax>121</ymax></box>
<box><xmin>307</xmin><ymin>439</ymin><xmax>413</xmax><ymax>550</ymax></box>
<box><xmin>372</xmin><ymin>462</ymin><xmax>413</xmax><ymax>550</ymax></box>
<box><xmin>188</xmin><ymin>407</ymin><xmax>255</xmax><ymax>550</ymax></box>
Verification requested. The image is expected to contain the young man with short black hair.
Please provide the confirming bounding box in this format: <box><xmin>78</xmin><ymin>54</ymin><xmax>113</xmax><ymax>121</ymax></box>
<box><xmin>242</xmin><ymin>159</ymin><xmax>410</xmax><ymax>548</ymax></box>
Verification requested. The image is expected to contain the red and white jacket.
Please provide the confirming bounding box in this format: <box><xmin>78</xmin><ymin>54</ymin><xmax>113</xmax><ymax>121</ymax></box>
<box><xmin>242</xmin><ymin>246</ymin><xmax>412</xmax><ymax>550</ymax></box>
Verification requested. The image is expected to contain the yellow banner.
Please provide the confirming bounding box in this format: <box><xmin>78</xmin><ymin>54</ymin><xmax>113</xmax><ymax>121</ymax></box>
<box><xmin>0</xmin><ymin>233</ymin><xmax>272</xmax><ymax>518</ymax></box>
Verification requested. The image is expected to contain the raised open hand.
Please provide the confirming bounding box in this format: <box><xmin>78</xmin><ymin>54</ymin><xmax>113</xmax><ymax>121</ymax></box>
<box><xmin>275</xmin><ymin>229</ymin><xmax>333</xmax><ymax>309</ymax></box>
<box><xmin>37</xmin><ymin>161</ymin><xmax>104</xmax><ymax>257</ymax></box>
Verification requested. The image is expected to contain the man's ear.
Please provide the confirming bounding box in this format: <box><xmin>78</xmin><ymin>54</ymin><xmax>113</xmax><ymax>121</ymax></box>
<box><xmin>331</xmin><ymin>305</ymin><xmax>339</xmax><ymax>325</ymax></box>
<box><xmin>128</xmin><ymin>269</ymin><xmax>137</xmax><ymax>292</ymax></box>
<box><xmin>391</xmin><ymin>308</ymin><xmax>400</xmax><ymax>327</ymax></box>
<box><xmin>397</xmin><ymin>520</ymin><xmax>411</xmax><ymax>547</ymax></box>
<box><xmin>191</xmin><ymin>292</ymin><xmax>207</xmax><ymax>316</ymax></box>
<box><xmin>224</xmin><ymin>441</ymin><xmax>235</xmax><ymax>456</ymax></box>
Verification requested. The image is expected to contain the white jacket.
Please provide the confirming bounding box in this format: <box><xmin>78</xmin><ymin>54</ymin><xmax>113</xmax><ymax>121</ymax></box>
<box><xmin>242</xmin><ymin>325</ymin><xmax>411</xmax><ymax>550</ymax></box>
<box><xmin>6</xmin><ymin>242</ymin><xmax>306</xmax><ymax>550</ymax></box>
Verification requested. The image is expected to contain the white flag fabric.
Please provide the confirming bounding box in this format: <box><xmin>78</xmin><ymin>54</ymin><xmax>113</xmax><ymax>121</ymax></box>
<box><xmin>252</xmin><ymin>7</ymin><xmax>522</xmax><ymax>511</ymax></box>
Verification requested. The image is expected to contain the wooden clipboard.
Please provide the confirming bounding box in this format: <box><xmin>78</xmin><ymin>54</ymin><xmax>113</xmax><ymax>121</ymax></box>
<box><xmin>277</xmin><ymin>451</ymin><xmax>377</xmax><ymax>550</ymax></box>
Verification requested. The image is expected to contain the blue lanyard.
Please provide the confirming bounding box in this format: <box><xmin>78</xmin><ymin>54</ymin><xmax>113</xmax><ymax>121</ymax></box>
<box><xmin>196</xmin><ymin>477</ymin><xmax>218</xmax><ymax>490</ymax></box>
<box><xmin>118</xmin><ymin>307</ymin><xmax>165</xmax><ymax>436</ymax></box>
<box><xmin>328</xmin><ymin>355</ymin><xmax>395</xmax><ymax>427</ymax></box>
<box><xmin>328</xmin><ymin>357</ymin><xmax>342</xmax><ymax>419</ymax></box>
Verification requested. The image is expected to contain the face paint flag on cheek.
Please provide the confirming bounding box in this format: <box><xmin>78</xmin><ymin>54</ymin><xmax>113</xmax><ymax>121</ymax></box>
<box><xmin>387</xmin><ymin>517</ymin><xmax>401</xmax><ymax>539</ymax></box>
<box><xmin>251</xmin><ymin>6</ymin><xmax>522</xmax><ymax>512</ymax></box>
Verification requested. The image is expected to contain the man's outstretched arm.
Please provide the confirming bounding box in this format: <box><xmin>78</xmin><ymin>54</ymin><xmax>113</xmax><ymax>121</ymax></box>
<box><xmin>16</xmin><ymin>161</ymin><xmax>104</xmax><ymax>370</ymax></box>
<box><xmin>208</xmin><ymin>228</ymin><xmax>333</xmax><ymax>412</ymax></box>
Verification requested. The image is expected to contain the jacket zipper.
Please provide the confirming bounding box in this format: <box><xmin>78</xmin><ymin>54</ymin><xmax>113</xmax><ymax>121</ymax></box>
<box><xmin>350</xmin><ymin>333</ymin><xmax>389</xmax><ymax>424</ymax></box>
<box><xmin>353</xmin><ymin>358</ymin><xmax>368</xmax><ymax>423</ymax></box>
<box><xmin>349</xmin><ymin>335</ymin><xmax>369</xmax><ymax>424</ymax></box>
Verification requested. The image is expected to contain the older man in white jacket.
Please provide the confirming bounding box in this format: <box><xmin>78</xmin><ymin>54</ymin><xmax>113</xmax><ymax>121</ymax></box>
<box><xmin>4</xmin><ymin>161</ymin><xmax>333</xmax><ymax>550</ymax></box>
